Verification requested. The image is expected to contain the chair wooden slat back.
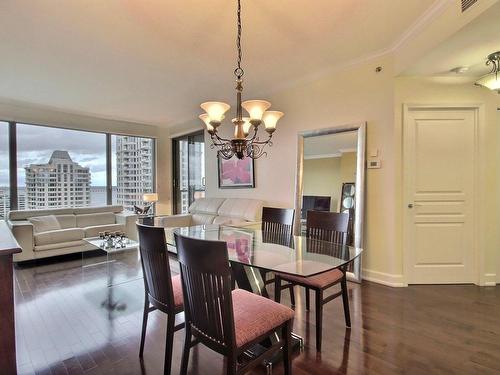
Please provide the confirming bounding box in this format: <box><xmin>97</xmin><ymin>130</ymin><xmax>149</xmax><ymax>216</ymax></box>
<box><xmin>261</xmin><ymin>207</ymin><xmax>295</xmax><ymax>247</ymax></box>
<box><xmin>174</xmin><ymin>233</ymin><xmax>236</xmax><ymax>352</ymax></box>
<box><xmin>306</xmin><ymin>211</ymin><xmax>349</xmax><ymax>249</ymax></box>
<box><xmin>137</xmin><ymin>223</ymin><xmax>175</xmax><ymax>312</ymax></box>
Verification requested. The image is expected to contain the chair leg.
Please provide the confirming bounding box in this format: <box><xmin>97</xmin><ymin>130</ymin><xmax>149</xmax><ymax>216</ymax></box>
<box><xmin>305</xmin><ymin>287</ymin><xmax>310</xmax><ymax>311</ymax></box>
<box><xmin>341</xmin><ymin>276</ymin><xmax>351</xmax><ymax>328</ymax></box>
<box><xmin>274</xmin><ymin>276</ymin><xmax>281</xmax><ymax>303</ymax></box>
<box><xmin>289</xmin><ymin>284</ymin><xmax>296</xmax><ymax>306</ymax></box>
<box><xmin>282</xmin><ymin>320</ymin><xmax>292</xmax><ymax>375</ymax></box>
<box><xmin>315</xmin><ymin>289</ymin><xmax>323</xmax><ymax>352</ymax></box>
<box><xmin>226</xmin><ymin>352</ymin><xmax>237</xmax><ymax>375</ymax></box>
<box><xmin>180</xmin><ymin>325</ymin><xmax>192</xmax><ymax>375</ymax></box>
<box><xmin>164</xmin><ymin>313</ymin><xmax>175</xmax><ymax>375</ymax></box>
<box><xmin>139</xmin><ymin>293</ymin><xmax>149</xmax><ymax>357</ymax></box>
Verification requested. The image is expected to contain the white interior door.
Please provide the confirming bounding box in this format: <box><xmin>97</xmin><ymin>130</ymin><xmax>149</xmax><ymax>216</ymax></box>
<box><xmin>404</xmin><ymin>107</ymin><xmax>476</xmax><ymax>284</ymax></box>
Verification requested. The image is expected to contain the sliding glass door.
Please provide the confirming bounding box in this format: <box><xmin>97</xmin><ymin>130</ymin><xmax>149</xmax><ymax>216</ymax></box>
<box><xmin>172</xmin><ymin>131</ymin><xmax>205</xmax><ymax>214</ymax></box>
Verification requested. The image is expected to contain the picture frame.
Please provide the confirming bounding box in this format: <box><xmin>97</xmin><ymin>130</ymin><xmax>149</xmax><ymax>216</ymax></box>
<box><xmin>217</xmin><ymin>154</ymin><xmax>255</xmax><ymax>189</ymax></box>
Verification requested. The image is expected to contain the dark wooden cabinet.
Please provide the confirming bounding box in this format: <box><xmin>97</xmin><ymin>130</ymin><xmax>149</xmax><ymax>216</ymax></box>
<box><xmin>0</xmin><ymin>221</ymin><xmax>22</xmax><ymax>375</ymax></box>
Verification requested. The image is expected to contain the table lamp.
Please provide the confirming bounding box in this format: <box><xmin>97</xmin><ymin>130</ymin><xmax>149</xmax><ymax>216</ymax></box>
<box><xmin>142</xmin><ymin>193</ymin><xmax>158</xmax><ymax>215</ymax></box>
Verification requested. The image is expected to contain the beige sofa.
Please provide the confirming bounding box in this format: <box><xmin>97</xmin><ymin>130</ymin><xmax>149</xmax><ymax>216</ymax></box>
<box><xmin>7</xmin><ymin>205</ymin><xmax>137</xmax><ymax>262</ymax></box>
<box><xmin>155</xmin><ymin>198</ymin><xmax>263</xmax><ymax>228</ymax></box>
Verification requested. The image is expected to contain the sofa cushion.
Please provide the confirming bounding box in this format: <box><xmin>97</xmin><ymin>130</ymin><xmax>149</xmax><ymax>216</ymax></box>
<box><xmin>28</xmin><ymin>215</ymin><xmax>61</xmax><ymax>233</ymax></box>
<box><xmin>188</xmin><ymin>198</ymin><xmax>225</xmax><ymax>215</ymax></box>
<box><xmin>191</xmin><ymin>213</ymin><xmax>217</xmax><ymax>225</ymax></box>
<box><xmin>73</xmin><ymin>205</ymin><xmax>123</xmax><ymax>215</ymax></box>
<box><xmin>212</xmin><ymin>216</ymin><xmax>246</xmax><ymax>226</ymax></box>
<box><xmin>54</xmin><ymin>214</ymin><xmax>77</xmax><ymax>229</ymax></box>
<box><xmin>35</xmin><ymin>240</ymin><xmax>88</xmax><ymax>252</ymax></box>
<box><xmin>9</xmin><ymin>208</ymin><xmax>74</xmax><ymax>221</ymax></box>
<box><xmin>217</xmin><ymin>199</ymin><xmax>263</xmax><ymax>222</ymax></box>
<box><xmin>34</xmin><ymin>228</ymin><xmax>85</xmax><ymax>246</ymax></box>
<box><xmin>76</xmin><ymin>212</ymin><xmax>116</xmax><ymax>228</ymax></box>
<box><xmin>84</xmin><ymin>224</ymin><xmax>126</xmax><ymax>238</ymax></box>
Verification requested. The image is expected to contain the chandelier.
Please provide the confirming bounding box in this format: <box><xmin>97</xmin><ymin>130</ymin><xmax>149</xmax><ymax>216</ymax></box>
<box><xmin>475</xmin><ymin>51</ymin><xmax>500</xmax><ymax>93</ymax></box>
<box><xmin>198</xmin><ymin>0</ymin><xmax>283</xmax><ymax>160</ymax></box>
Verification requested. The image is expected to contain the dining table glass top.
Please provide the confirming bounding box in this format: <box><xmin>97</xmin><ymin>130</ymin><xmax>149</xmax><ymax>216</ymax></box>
<box><xmin>165</xmin><ymin>224</ymin><xmax>363</xmax><ymax>278</ymax></box>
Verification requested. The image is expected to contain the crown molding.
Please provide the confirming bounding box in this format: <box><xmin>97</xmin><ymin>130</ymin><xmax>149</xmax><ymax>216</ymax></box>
<box><xmin>386</xmin><ymin>0</ymin><xmax>453</xmax><ymax>54</ymax></box>
<box><xmin>252</xmin><ymin>0</ymin><xmax>454</xmax><ymax>101</ymax></box>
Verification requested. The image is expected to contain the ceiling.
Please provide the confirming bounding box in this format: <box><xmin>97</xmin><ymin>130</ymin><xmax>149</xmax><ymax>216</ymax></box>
<box><xmin>0</xmin><ymin>0</ymin><xmax>437</xmax><ymax>127</ymax></box>
<box><xmin>304</xmin><ymin>131</ymin><xmax>358</xmax><ymax>159</ymax></box>
<box><xmin>403</xmin><ymin>2</ymin><xmax>500</xmax><ymax>79</ymax></box>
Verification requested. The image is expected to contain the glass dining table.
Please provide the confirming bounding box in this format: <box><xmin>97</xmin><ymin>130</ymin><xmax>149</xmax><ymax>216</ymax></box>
<box><xmin>165</xmin><ymin>223</ymin><xmax>363</xmax><ymax>370</ymax></box>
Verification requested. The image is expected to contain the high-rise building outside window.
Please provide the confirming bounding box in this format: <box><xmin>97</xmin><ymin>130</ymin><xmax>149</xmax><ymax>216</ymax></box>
<box><xmin>2</xmin><ymin>122</ymin><xmax>156</xmax><ymax>214</ymax></box>
<box><xmin>112</xmin><ymin>135</ymin><xmax>154</xmax><ymax>212</ymax></box>
<box><xmin>16</xmin><ymin>123</ymin><xmax>106</xmax><ymax>209</ymax></box>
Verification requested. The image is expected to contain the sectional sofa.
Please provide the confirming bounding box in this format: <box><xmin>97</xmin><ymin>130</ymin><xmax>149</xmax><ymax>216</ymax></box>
<box><xmin>7</xmin><ymin>205</ymin><xmax>137</xmax><ymax>262</ymax></box>
<box><xmin>155</xmin><ymin>198</ymin><xmax>263</xmax><ymax>228</ymax></box>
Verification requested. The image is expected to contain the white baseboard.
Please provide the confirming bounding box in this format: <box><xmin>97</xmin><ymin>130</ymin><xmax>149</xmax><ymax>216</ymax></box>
<box><xmin>362</xmin><ymin>269</ymin><xmax>406</xmax><ymax>287</ymax></box>
<box><xmin>483</xmin><ymin>273</ymin><xmax>497</xmax><ymax>287</ymax></box>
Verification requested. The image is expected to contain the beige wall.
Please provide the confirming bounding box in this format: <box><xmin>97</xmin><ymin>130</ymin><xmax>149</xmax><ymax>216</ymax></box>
<box><xmin>303</xmin><ymin>152</ymin><xmax>357</xmax><ymax>212</ymax></box>
<box><xmin>340</xmin><ymin>152</ymin><xmax>357</xmax><ymax>183</ymax></box>
<box><xmin>204</xmin><ymin>54</ymin><xmax>397</xmax><ymax>283</ymax></box>
<box><xmin>394</xmin><ymin>77</ymin><xmax>500</xmax><ymax>286</ymax></box>
<box><xmin>199</xmin><ymin>60</ymin><xmax>499</xmax><ymax>286</ymax></box>
<box><xmin>303</xmin><ymin>157</ymin><xmax>341</xmax><ymax>211</ymax></box>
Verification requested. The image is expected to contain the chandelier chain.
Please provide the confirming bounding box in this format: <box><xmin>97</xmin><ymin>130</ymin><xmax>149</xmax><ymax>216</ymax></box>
<box><xmin>234</xmin><ymin>0</ymin><xmax>244</xmax><ymax>79</ymax></box>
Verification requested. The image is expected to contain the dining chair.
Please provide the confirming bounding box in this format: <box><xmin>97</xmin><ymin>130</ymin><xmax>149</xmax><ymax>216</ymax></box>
<box><xmin>137</xmin><ymin>223</ymin><xmax>184</xmax><ymax>375</ymax></box>
<box><xmin>260</xmin><ymin>207</ymin><xmax>295</xmax><ymax>291</ymax></box>
<box><xmin>274</xmin><ymin>210</ymin><xmax>351</xmax><ymax>352</ymax></box>
<box><xmin>174</xmin><ymin>233</ymin><xmax>295</xmax><ymax>375</ymax></box>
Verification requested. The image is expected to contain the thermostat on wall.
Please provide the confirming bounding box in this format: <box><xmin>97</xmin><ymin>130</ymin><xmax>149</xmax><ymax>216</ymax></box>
<box><xmin>367</xmin><ymin>159</ymin><xmax>381</xmax><ymax>169</ymax></box>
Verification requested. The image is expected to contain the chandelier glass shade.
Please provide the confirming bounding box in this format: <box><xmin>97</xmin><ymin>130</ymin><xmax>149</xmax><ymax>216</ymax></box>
<box><xmin>475</xmin><ymin>51</ymin><xmax>500</xmax><ymax>93</ymax></box>
<box><xmin>199</xmin><ymin>0</ymin><xmax>283</xmax><ymax>160</ymax></box>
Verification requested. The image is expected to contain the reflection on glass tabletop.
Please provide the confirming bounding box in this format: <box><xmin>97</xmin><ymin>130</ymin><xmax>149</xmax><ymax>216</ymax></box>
<box><xmin>165</xmin><ymin>224</ymin><xmax>362</xmax><ymax>278</ymax></box>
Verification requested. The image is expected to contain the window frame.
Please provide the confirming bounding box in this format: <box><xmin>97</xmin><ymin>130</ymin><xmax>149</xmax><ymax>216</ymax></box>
<box><xmin>2</xmin><ymin>121</ymin><xmax>156</xmax><ymax>213</ymax></box>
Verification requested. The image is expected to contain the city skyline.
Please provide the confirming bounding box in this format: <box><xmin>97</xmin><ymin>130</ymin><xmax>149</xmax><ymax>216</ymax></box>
<box><xmin>0</xmin><ymin>126</ymin><xmax>155</xmax><ymax>216</ymax></box>
<box><xmin>0</xmin><ymin>123</ymin><xmax>108</xmax><ymax>187</ymax></box>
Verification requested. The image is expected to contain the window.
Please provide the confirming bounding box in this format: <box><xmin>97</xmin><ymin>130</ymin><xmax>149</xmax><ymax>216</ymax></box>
<box><xmin>16</xmin><ymin>124</ymin><xmax>106</xmax><ymax>210</ymax></box>
<box><xmin>0</xmin><ymin>122</ymin><xmax>9</xmax><ymax>219</ymax></box>
<box><xmin>172</xmin><ymin>131</ymin><xmax>205</xmax><ymax>214</ymax></box>
<box><xmin>112</xmin><ymin>135</ymin><xmax>155</xmax><ymax>212</ymax></box>
<box><xmin>2</xmin><ymin>122</ymin><xmax>156</xmax><ymax>213</ymax></box>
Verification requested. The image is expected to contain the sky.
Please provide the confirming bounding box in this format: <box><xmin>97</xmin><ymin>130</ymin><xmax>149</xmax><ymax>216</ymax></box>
<box><xmin>1</xmin><ymin>122</ymin><xmax>116</xmax><ymax>186</ymax></box>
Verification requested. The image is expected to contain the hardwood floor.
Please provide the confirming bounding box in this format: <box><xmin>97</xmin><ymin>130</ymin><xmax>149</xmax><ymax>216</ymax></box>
<box><xmin>13</xmin><ymin>250</ymin><xmax>500</xmax><ymax>375</ymax></box>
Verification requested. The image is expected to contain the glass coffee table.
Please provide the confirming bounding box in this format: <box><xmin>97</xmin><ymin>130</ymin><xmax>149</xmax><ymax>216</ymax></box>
<box><xmin>82</xmin><ymin>236</ymin><xmax>142</xmax><ymax>287</ymax></box>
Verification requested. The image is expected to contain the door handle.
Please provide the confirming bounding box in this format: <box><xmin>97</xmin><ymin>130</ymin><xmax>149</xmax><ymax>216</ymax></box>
<box><xmin>408</xmin><ymin>203</ymin><xmax>422</xmax><ymax>209</ymax></box>
<box><xmin>408</xmin><ymin>203</ymin><xmax>413</xmax><ymax>208</ymax></box>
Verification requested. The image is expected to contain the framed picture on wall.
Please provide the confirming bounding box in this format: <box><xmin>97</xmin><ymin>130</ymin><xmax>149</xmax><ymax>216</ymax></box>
<box><xmin>217</xmin><ymin>154</ymin><xmax>255</xmax><ymax>188</ymax></box>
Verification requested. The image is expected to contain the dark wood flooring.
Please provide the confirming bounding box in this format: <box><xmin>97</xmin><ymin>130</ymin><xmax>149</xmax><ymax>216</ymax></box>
<box><xmin>13</xmin><ymin>249</ymin><xmax>500</xmax><ymax>375</ymax></box>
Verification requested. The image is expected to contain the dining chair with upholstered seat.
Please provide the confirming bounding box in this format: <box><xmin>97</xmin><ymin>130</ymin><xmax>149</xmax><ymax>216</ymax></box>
<box><xmin>260</xmin><ymin>207</ymin><xmax>295</xmax><ymax>293</ymax></box>
<box><xmin>174</xmin><ymin>233</ymin><xmax>295</xmax><ymax>375</ymax></box>
<box><xmin>274</xmin><ymin>210</ymin><xmax>351</xmax><ymax>352</ymax></box>
<box><xmin>137</xmin><ymin>223</ymin><xmax>184</xmax><ymax>375</ymax></box>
